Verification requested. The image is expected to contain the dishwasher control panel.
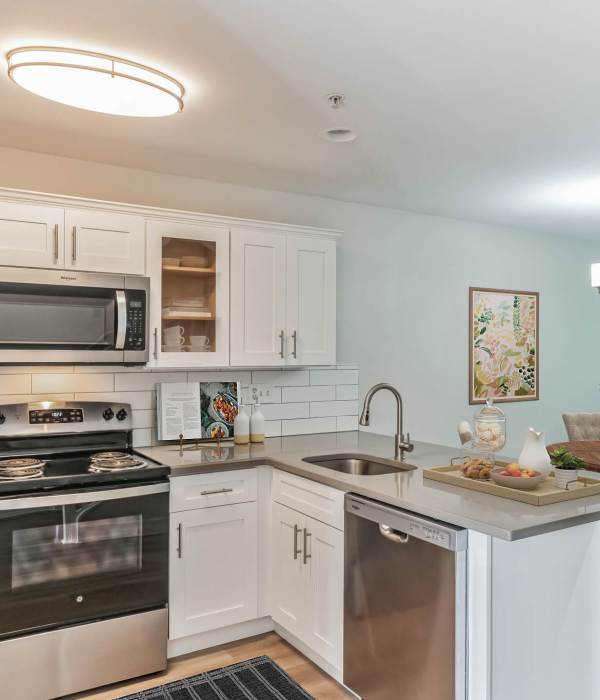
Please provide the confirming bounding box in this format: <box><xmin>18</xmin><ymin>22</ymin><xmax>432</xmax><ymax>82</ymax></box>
<box><xmin>412</xmin><ymin>522</ymin><xmax>450</xmax><ymax>547</ymax></box>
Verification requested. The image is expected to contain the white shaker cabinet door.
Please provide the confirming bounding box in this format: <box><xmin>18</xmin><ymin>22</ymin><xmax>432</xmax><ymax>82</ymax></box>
<box><xmin>169</xmin><ymin>503</ymin><xmax>258</xmax><ymax>640</ymax></box>
<box><xmin>230</xmin><ymin>228</ymin><xmax>286</xmax><ymax>366</ymax></box>
<box><xmin>270</xmin><ymin>502</ymin><xmax>306</xmax><ymax>639</ymax></box>
<box><xmin>286</xmin><ymin>236</ymin><xmax>336</xmax><ymax>366</ymax></box>
<box><xmin>65</xmin><ymin>208</ymin><xmax>145</xmax><ymax>274</ymax></box>
<box><xmin>303</xmin><ymin>514</ymin><xmax>344</xmax><ymax>670</ymax></box>
<box><xmin>0</xmin><ymin>202</ymin><xmax>64</xmax><ymax>268</ymax></box>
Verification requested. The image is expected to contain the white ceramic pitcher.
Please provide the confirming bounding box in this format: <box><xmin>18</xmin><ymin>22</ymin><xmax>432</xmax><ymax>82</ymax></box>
<box><xmin>518</xmin><ymin>427</ymin><xmax>551</xmax><ymax>478</ymax></box>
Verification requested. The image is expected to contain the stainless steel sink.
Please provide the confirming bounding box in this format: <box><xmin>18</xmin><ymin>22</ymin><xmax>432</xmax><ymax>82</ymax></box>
<box><xmin>301</xmin><ymin>453</ymin><xmax>416</xmax><ymax>475</ymax></box>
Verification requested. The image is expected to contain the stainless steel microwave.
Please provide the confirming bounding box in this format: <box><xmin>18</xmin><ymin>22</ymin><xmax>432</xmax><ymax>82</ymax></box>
<box><xmin>0</xmin><ymin>267</ymin><xmax>149</xmax><ymax>364</ymax></box>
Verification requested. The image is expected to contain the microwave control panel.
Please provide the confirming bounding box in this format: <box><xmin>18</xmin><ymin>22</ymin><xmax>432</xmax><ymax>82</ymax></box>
<box><xmin>125</xmin><ymin>290</ymin><xmax>146</xmax><ymax>350</ymax></box>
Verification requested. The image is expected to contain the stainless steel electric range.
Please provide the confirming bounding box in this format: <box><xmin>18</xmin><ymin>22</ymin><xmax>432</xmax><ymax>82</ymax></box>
<box><xmin>0</xmin><ymin>400</ymin><xmax>170</xmax><ymax>700</ymax></box>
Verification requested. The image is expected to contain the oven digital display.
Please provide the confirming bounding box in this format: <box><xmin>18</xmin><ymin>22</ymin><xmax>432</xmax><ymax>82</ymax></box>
<box><xmin>29</xmin><ymin>409</ymin><xmax>84</xmax><ymax>424</ymax></box>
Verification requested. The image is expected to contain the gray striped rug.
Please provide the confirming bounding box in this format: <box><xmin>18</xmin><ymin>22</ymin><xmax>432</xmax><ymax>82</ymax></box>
<box><xmin>116</xmin><ymin>656</ymin><xmax>315</xmax><ymax>700</ymax></box>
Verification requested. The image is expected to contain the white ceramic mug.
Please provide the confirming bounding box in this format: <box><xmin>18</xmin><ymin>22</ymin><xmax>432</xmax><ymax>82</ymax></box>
<box><xmin>190</xmin><ymin>335</ymin><xmax>211</xmax><ymax>351</ymax></box>
<box><xmin>163</xmin><ymin>326</ymin><xmax>185</xmax><ymax>346</ymax></box>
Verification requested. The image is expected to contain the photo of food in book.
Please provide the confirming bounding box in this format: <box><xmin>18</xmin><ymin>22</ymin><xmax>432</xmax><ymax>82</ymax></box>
<box><xmin>200</xmin><ymin>382</ymin><xmax>240</xmax><ymax>439</ymax></box>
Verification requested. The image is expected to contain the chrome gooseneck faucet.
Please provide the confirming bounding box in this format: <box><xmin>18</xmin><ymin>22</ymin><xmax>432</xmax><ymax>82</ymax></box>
<box><xmin>359</xmin><ymin>383</ymin><xmax>414</xmax><ymax>460</ymax></box>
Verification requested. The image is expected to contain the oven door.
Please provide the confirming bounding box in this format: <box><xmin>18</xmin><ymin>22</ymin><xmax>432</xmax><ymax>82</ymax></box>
<box><xmin>0</xmin><ymin>482</ymin><xmax>168</xmax><ymax>640</ymax></box>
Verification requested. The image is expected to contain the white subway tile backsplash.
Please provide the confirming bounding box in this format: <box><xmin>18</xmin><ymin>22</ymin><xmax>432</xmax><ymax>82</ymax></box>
<box><xmin>337</xmin><ymin>415</ymin><xmax>359</xmax><ymax>432</ymax></box>
<box><xmin>241</xmin><ymin>386</ymin><xmax>281</xmax><ymax>404</ymax></box>
<box><xmin>310</xmin><ymin>369</ymin><xmax>359</xmax><ymax>386</ymax></box>
<box><xmin>0</xmin><ymin>393</ymin><xmax>74</xmax><ymax>405</ymax></box>
<box><xmin>282</xmin><ymin>385</ymin><xmax>335</xmax><ymax>403</ymax></box>
<box><xmin>260</xmin><ymin>403</ymin><xmax>310</xmax><ymax>420</ymax></box>
<box><xmin>310</xmin><ymin>400</ymin><xmax>358</xmax><ymax>417</ymax></box>
<box><xmin>281</xmin><ymin>417</ymin><xmax>337</xmax><ymax>436</ymax></box>
<box><xmin>336</xmin><ymin>384</ymin><xmax>359</xmax><ymax>401</ymax></box>
<box><xmin>132</xmin><ymin>409</ymin><xmax>155</xmax><ymax>429</ymax></box>
<box><xmin>188</xmin><ymin>370</ymin><xmax>252</xmax><ymax>386</ymax></box>
<box><xmin>251</xmin><ymin>369</ymin><xmax>310</xmax><ymax>386</ymax></box>
<box><xmin>0</xmin><ymin>363</ymin><xmax>358</xmax><ymax>444</ymax></box>
<box><xmin>73</xmin><ymin>391</ymin><xmax>155</xmax><ymax>410</ymax></box>
<box><xmin>132</xmin><ymin>428</ymin><xmax>153</xmax><ymax>447</ymax></box>
<box><xmin>115</xmin><ymin>372</ymin><xmax>182</xmax><ymax>391</ymax></box>
<box><xmin>0</xmin><ymin>366</ymin><xmax>74</xmax><ymax>374</ymax></box>
<box><xmin>0</xmin><ymin>375</ymin><xmax>31</xmax><ymax>394</ymax></box>
<box><xmin>265</xmin><ymin>420</ymin><xmax>282</xmax><ymax>437</ymax></box>
<box><xmin>32</xmin><ymin>373</ymin><xmax>113</xmax><ymax>394</ymax></box>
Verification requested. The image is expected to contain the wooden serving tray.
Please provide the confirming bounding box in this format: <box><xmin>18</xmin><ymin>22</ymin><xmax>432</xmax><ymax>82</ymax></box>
<box><xmin>423</xmin><ymin>464</ymin><xmax>600</xmax><ymax>505</ymax></box>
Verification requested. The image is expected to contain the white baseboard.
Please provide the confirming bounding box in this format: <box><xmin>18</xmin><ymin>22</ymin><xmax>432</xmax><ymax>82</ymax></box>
<box><xmin>168</xmin><ymin>617</ymin><xmax>273</xmax><ymax>658</ymax></box>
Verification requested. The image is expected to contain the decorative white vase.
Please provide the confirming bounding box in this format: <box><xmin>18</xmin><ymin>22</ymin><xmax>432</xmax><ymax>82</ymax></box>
<box><xmin>553</xmin><ymin>466</ymin><xmax>578</xmax><ymax>489</ymax></box>
<box><xmin>233</xmin><ymin>404</ymin><xmax>250</xmax><ymax>445</ymax></box>
<box><xmin>518</xmin><ymin>427</ymin><xmax>551</xmax><ymax>478</ymax></box>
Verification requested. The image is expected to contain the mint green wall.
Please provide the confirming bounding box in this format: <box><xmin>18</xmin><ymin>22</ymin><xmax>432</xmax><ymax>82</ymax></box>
<box><xmin>0</xmin><ymin>146</ymin><xmax>598</xmax><ymax>454</ymax></box>
<box><xmin>333</xmin><ymin>205</ymin><xmax>600</xmax><ymax>454</ymax></box>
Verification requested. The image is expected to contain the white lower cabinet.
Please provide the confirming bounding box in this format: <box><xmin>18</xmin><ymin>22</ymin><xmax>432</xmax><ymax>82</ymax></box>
<box><xmin>271</xmin><ymin>501</ymin><xmax>344</xmax><ymax>671</ymax></box>
<box><xmin>169</xmin><ymin>501</ymin><xmax>258</xmax><ymax>639</ymax></box>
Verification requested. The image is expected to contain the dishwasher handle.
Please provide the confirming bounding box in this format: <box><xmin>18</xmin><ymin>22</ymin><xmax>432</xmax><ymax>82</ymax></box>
<box><xmin>379</xmin><ymin>523</ymin><xmax>410</xmax><ymax>544</ymax></box>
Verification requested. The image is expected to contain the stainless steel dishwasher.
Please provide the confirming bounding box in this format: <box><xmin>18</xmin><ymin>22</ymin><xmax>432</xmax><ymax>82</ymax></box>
<box><xmin>344</xmin><ymin>494</ymin><xmax>467</xmax><ymax>700</ymax></box>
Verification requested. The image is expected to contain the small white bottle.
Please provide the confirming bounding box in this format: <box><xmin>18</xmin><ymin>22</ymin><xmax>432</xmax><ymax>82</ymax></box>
<box><xmin>233</xmin><ymin>403</ymin><xmax>250</xmax><ymax>445</ymax></box>
<box><xmin>250</xmin><ymin>403</ymin><xmax>265</xmax><ymax>443</ymax></box>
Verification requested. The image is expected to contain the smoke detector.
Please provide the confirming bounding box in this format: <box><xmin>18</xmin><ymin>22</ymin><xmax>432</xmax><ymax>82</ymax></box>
<box><xmin>320</xmin><ymin>127</ymin><xmax>357</xmax><ymax>142</ymax></box>
<box><xmin>321</xmin><ymin>93</ymin><xmax>357</xmax><ymax>142</ymax></box>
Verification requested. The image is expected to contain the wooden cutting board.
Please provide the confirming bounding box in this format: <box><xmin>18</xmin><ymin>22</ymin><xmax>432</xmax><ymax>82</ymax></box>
<box><xmin>547</xmin><ymin>441</ymin><xmax>600</xmax><ymax>473</ymax></box>
<box><xmin>423</xmin><ymin>464</ymin><xmax>600</xmax><ymax>505</ymax></box>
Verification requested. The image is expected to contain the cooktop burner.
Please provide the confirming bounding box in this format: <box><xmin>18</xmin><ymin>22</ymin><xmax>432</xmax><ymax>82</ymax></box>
<box><xmin>0</xmin><ymin>457</ymin><xmax>46</xmax><ymax>481</ymax></box>
<box><xmin>89</xmin><ymin>454</ymin><xmax>147</xmax><ymax>473</ymax></box>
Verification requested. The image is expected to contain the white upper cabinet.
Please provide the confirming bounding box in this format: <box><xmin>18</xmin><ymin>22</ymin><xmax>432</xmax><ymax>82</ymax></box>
<box><xmin>0</xmin><ymin>202</ymin><xmax>64</xmax><ymax>268</ymax></box>
<box><xmin>146</xmin><ymin>220</ymin><xmax>230</xmax><ymax>367</ymax></box>
<box><xmin>286</xmin><ymin>236</ymin><xmax>336</xmax><ymax>366</ymax></box>
<box><xmin>230</xmin><ymin>228</ymin><xmax>286</xmax><ymax>367</ymax></box>
<box><xmin>65</xmin><ymin>208</ymin><xmax>145</xmax><ymax>274</ymax></box>
<box><xmin>230</xmin><ymin>228</ymin><xmax>337</xmax><ymax>367</ymax></box>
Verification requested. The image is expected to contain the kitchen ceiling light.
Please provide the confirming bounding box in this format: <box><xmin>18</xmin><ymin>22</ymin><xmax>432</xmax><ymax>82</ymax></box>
<box><xmin>7</xmin><ymin>46</ymin><xmax>184</xmax><ymax>117</ymax></box>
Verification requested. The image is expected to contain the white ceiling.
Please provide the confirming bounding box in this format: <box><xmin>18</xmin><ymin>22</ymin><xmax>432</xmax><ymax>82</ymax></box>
<box><xmin>3</xmin><ymin>0</ymin><xmax>600</xmax><ymax>238</ymax></box>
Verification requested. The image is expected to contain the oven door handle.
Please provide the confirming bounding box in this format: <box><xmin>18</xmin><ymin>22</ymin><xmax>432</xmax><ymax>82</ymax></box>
<box><xmin>115</xmin><ymin>290</ymin><xmax>127</xmax><ymax>351</ymax></box>
<box><xmin>0</xmin><ymin>482</ymin><xmax>169</xmax><ymax>511</ymax></box>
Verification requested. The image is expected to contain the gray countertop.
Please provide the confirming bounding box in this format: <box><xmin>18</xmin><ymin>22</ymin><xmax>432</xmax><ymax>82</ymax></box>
<box><xmin>137</xmin><ymin>431</ymin><xmax>600</xmax><ymax>541</ymax></box>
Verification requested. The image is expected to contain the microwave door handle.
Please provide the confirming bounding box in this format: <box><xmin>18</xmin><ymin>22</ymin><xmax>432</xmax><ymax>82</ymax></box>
<box><xmin>115</xmin><ymin>290</ymin><xmax>127</xmax><ymax>350</ymax></box>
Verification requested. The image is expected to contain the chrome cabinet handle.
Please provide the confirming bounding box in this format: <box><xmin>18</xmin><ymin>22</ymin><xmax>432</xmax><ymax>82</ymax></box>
<box><xmin>278</xmin><ymin>330</ymin><xmax>285</xmax><ymax>359</ymax></box>
<box><xmin>291</xmin><ymin>330</ymin><xmax>297</xmax><ymax>359</ymax></box>
<box><xmin>53</xmin><ymin>224</ymin><xmax>59</xmax><ymax>263</ymax></box>
<box><xmin>115</xmin><ymin>290</ymin><xmax>126</xmax><ymax>350</ymax></box>
<box><xmin>177</xmin><ymin>523</ymin><xmax>183</xmax><ymax>558</ymax></box>
<box><xmin>200</xmin><ymin>488</ymin><xmax>234</xmax><ymax>496</ymax></box>
<box><xmin>293</xmin><ymin>524</ymin><xmax>302</xmax><ymax>560</ymax></box>
<box><xmin>303</xmin><ymin>528</ymin><xmax>311</xmax><ymax>564</ymax></box>
<box><xmin>379</xmin><ymin>523</ymin><xmax>410</xmax><ymax>544</ymax></box>
<box><xmin>71</xmin><ymin>225</ymin><xmax>77</xmax><ymax>263</ymax></box>
<box><xmin>153</xmin><ymin>328</ymin><xmax>158</xmax><ymax>360</ymax></box>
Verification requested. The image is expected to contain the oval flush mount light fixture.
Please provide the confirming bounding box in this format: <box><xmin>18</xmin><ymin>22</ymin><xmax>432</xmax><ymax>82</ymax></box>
<box><xmin>7</xmin><ymin>46</ymin><xmax>184</xmax><ymax>117</ymax></box>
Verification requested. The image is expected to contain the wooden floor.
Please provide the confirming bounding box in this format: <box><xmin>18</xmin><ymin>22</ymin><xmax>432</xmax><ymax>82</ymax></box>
<box><xmin>68</xmin><ymin>632</ymin><xmax>354</xmax><ymax>699</ymax></box>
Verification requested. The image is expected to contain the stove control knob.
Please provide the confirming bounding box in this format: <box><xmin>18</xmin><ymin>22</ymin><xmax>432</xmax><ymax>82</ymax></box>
<box><xmin>0</xmin><ymin>413</ymin><xmax>5</xmax><ymax>425</ymax></box>
<box><xmin>102</xmin><ymin>408</ymin><xmax>114</xmax><ymax>421</ymax></box>
<box><xmin>116</xmin><ymin>408</ymin><xmax>128</xmax><ymax>422</ymax></box>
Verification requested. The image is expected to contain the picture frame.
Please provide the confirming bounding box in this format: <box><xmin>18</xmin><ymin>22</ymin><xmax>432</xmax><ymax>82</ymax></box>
<box><xmin>469</xmin><ymin>287</ymin><xmax>539</xmax><ymax>404</ymax></box>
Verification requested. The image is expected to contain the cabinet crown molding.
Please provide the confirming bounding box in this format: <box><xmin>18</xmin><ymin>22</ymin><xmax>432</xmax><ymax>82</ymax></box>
<box><xmin>0</xmin><ymin>187</ymin><xmax>342</xmax><ymax>240</ymax></box>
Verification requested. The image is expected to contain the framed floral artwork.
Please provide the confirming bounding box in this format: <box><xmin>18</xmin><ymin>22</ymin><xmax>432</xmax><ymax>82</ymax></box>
<box><xmin>469</xmin><ymin>287</ymin><xmax>539</xmax><ymax>404</ymax></box>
